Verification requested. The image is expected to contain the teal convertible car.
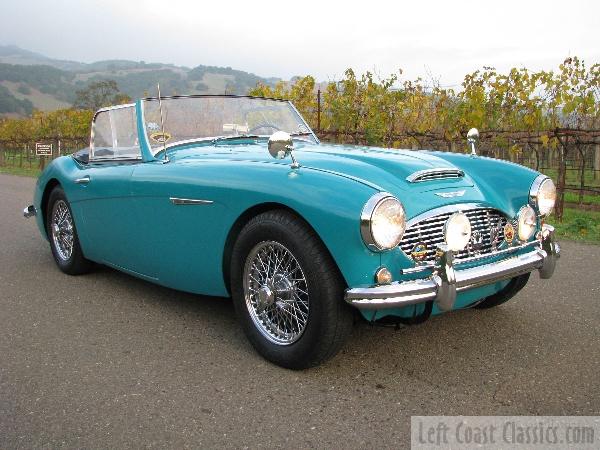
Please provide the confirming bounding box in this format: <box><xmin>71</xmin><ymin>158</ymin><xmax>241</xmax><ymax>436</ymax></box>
<box><xmin>24</xmin><ymin>95</ymin><xmax>560</xmax><ymax>369</ymax></box>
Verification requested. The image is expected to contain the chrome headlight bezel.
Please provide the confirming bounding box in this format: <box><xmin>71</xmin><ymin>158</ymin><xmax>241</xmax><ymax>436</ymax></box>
<box><xmin>360</xmin><ymin>193</ymin><xmax>406</xmax><ymax>251</ymax></box>
<box><xmin>517</xmin><ymin>204</ymin><xmax>537</xmax><ymax>241</ymax></box>
<box><xmin>529</xmin><ymin>175</ymin><xmax>556</xmax><ymax>217</ymax></box>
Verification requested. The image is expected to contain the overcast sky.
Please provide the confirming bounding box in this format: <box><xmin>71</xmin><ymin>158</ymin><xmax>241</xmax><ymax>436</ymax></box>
<box><xmin>2</xmin><ymin>0</ymin><xmax>599</xmax><ymax>87</ymax></box>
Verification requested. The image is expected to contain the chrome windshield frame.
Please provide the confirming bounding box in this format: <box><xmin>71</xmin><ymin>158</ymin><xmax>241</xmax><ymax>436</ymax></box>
<box><xmin>89</xmin><ymin>103</ymin><xmax>136</xmax><ymax>161</ymax></box>
<box><xmin>139</xmin><ymin>94</ymin><xmax>319</xmax><ymax>156</ymax></box>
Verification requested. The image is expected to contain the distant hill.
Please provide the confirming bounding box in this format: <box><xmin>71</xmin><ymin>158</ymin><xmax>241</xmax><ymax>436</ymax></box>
<box><xmin>0</xmin><ymin>45</ymin><xmax>280</xmax><ymax>116</ymax></box>
<box><xmin>0</xmin><ymin>44</ymin><xmax>87</xmax><ymax>71</ymax></box>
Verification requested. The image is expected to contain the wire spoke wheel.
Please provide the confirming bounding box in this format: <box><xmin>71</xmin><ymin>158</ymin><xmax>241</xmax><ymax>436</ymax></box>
<box><xmin>231</xmin><ymin>210</ymin><xmax>353</xmax><ymax>368</ymax></box>
<box><xmin>243</xmin><ymin>240</ymin><xmax>309</xmax><ymax>345</ymax></box>
<box><xmin>51</xmin><ymin>199</ymin><xmax>74</xmax><ymax>261</ymax></box>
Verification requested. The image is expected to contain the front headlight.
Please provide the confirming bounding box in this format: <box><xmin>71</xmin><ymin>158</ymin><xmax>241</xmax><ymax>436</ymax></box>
<box><xmin>517</xmin><ymin>205</ymin><xmax>537</xmax><ymax>241</ymax></box>
<box><xmin>361</xmin><ymin>193</ymin><xmax>406</xmax><ymax>251</ymax></box>
<box><xmin>530</xmin><ymin>175</ymin><xmax>556</xmax><ymax>217</ymax></box>
<box><xmin>444</xmin><ymin>212</ymin><xmax>472</xmax><ymax>251</ymax></box>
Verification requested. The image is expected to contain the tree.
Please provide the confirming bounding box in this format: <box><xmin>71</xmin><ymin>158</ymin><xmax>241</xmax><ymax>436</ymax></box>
<box><xmin>73</xmin><ymin>80</ymin><xmax>131</xmax><ymax>111</ymax></box>
<box><xmin>249</xmin><ymin>76</ymin><xmax>318</xmax><ymax>124</ymax></box>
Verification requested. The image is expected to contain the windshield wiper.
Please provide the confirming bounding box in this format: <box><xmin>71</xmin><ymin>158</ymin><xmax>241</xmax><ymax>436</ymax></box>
<box><xmin>212</xmin><ymin>134</ymin><xmax>263</xmax><ymax>144</ymax></box>
<box><xmin>214</xmin><ymin>133</ymin><xmax>315</xmax><ymax>145</ymax></box>
<box><xmin>153</xmin><ymin>135</ymin><xmax>264</xmax><ymax>156</ymax></box>
<box><xmin>288</xmin><ymin>132</ymin><xmax>317</xmax><ymax>144</ymax></box>
<box><xmin>157</xmin><ymin>133</ymin><xmax>312</xmax><ymax>155</ymax></box>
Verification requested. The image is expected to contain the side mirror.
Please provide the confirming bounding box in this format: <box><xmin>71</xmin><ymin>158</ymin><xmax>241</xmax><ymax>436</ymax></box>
<box><xmin>268</xmin><ymin>131</ymin><xmax>300</xmax><ymax>168</ymax></box>
<box><xmin>467</xmin><ymin>128</ymin><xmax>479</xmax><ymax>156</ymax></box>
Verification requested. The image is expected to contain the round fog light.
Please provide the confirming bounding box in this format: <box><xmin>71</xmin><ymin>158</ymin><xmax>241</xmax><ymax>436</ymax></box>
<box><xmin>444</xmin><ymin>212</ymin><xmax>472</xmax><ymax>251</ymax></box>
<box><xmin>518</xmin><ymin>205</ymin><xmax>537</xmax><ymax>241</ymax></box>
<box><xmin>375</xmin><ymin>267</ymin><xmax>393</xmax><ymax>284</ymax></box>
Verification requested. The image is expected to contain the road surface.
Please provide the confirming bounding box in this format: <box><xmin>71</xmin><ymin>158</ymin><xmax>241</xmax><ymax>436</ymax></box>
<box><xmin>1</xmin><ymin>173</ymin><xmax>598</xmax><ymax>448</ymax></box>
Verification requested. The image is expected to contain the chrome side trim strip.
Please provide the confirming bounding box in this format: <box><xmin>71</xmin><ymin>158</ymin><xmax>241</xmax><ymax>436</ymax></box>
<box><xmin>169</xmin><ymin>197</ymin><xmax>214</xmax><ymax>205</ymax></box>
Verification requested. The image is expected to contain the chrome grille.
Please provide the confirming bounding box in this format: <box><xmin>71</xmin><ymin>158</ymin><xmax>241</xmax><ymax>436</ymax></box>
<box><xmin>400</xmin><ymin>207</ymin><xmax>509</xmax><ymax>264</ymax></box>
<box><xmin>406</xmin><ymin>168</ymin><xmax>465</xmax><ymax>183</ymax></box>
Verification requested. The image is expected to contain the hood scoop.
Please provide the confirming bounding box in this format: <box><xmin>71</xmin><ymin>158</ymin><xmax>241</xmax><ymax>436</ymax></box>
<box><xmin>406</xmin><ymin>168</ymin><xmax>465</xmax><ymax>183</ymax></box>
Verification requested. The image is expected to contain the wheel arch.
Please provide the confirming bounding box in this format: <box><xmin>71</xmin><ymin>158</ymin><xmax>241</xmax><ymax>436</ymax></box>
<box><xmin>221</xmin><ymin>202</ymin><xmax>343</xmax><ymax>296</ymax></box>
<box><xmin>40</xmin><ymin>178</ymin><xmax>62</xmax><ymax>235</ymax></box>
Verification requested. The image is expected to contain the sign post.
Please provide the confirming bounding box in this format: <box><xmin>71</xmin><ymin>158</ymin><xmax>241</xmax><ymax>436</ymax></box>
<box><xmin>35</xmin><ymin>143</ymin><xmax>53</xmax><ymax>157</ymax></box>
<box><xmin>36</xmin><ymin>142</ymin><xmax>52</xmax><ymax>170</ymax></box>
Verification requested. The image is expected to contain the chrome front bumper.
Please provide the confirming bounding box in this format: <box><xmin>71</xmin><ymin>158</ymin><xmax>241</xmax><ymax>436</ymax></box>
<box><xmin>23</xmin><ymin>205</ymin><xmax>36</xmax><ymax>218</ymax></box>
<box><xmin>345</xmin><ymin>224</ymin><xmax>560</xmax><ymax>312</ymax></box>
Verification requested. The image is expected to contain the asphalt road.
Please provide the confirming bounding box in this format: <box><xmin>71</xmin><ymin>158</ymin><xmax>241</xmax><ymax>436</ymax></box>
<box><xmin>1</xmin><ymin>173</ymin><xmax>599</xmax><ymax>449</ymax></box>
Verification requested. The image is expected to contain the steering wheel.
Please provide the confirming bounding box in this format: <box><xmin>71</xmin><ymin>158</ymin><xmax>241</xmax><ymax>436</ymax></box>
<box><xmin>248</xmin><ymin>123</ymin><xmax>281</xmax><ymax>133</ymax></box>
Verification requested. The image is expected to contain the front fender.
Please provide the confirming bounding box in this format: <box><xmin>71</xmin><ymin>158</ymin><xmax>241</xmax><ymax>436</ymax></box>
<box><xmin>218</xmin><ymin>161</ymin><xmax>388</xmax><ymax>288</ymax></box>
<box><xmin>33</xmin><ymin>157</ymin><xmax>69</xmax><ymax>240</ymax></box>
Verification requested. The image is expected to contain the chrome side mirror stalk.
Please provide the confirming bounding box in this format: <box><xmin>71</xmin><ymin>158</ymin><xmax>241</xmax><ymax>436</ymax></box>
<box><xmin>288</xmin><ymin>152</ymin><xmax>300</xmax><ymax>170</ymax></box>
<box><xmin>268</xmin><ymin>131</ymin><xmax>300</xmax><ymax>169</ymax></box>
<box><xmin>467</xmin><ymin>128</ymin><xmax>479</xmax><ymax>157</ymax></box>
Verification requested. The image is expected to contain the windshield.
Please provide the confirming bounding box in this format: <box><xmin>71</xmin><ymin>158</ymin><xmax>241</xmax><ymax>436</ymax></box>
<box><xmin>141</xmin><ymin>96</ymin><xmax>316</xmax><ymax>153</ymax></box>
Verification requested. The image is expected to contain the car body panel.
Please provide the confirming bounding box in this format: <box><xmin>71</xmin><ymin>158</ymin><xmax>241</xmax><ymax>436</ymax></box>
<box><xmin>32</xmin><ymin>97</ymin><xmax>547</xmax><ymax>321</ymax></box>
<box><xmin>35</xmin><ymin>150</ymin><xmax>384</xmax><ymax>296</ymax></box>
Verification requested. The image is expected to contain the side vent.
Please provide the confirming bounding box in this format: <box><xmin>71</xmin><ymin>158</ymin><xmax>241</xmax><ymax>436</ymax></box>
<box><xmin>406</xmin><ymin>168</ymin><xmax>465</xmax><ymax>183</ymax></box>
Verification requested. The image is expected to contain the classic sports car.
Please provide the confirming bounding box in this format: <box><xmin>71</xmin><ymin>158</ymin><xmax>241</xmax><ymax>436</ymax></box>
<box><xmin>24</xmin><ymin>95</ymin><xmax>560</xmax><ymax>369</ymax></box>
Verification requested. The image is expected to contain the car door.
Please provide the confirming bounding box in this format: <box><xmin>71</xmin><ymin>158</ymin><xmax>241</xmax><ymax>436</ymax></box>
<box><xmin>74</xmin><ymin>105</ymin><xmax>144</xmax><ymax>271</ymax></box>
<box><xmin>128</xmin><ymin>160</ymin><xmax>230</xmax><ymax>295</ymax></box>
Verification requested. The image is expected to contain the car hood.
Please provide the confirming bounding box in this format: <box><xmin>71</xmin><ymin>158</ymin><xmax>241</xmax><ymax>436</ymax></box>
<box><xmin>172</xmin><ymin>142</ymin><xmax>473</xmax><ymax>191</ymax></box>
<box><xmin>168</xmin><ymin>141</ymin><xmax>526</xmax><ymax>218</ymax></box>
<box><xmin>295</xmin><ymin>143</ymin><xmax>474</xmax><ymax>191</ymax></box>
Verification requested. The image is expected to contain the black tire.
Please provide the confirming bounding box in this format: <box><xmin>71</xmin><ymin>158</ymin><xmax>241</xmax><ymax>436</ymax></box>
<box><xmin>46</xmin><ymin>185</ymin><xmax>92</xmax><ymax>275</ymax></box>
<box><xmin>230</xmin><ymin>210</ymin><xmax>353</xmax><ymax>369</ymax></box>
<box><xmin>472</xmin><ymin>273</ymin><xmax>530</xmax><ymax>309</ymax></box>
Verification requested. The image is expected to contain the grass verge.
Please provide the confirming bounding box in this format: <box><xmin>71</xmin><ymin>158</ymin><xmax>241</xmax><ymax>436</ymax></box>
<box><xmin>539</xmin><ymin>168</ymin><xmax>600</xmax><ymax>188</ymax></box>
<box><xmin>563</xmin><ymin>191</ymin><xmax>600</xmax><ymax>205</ymax></box>
<box><xmin>550</xmin><ymin>208</ymin><xmax>600</xmax><ymax>244</ymax></box>
<box><xmin>0</xmin><ymin>165</ymin><xmax>41</xmax><ymax>177</ymax></box>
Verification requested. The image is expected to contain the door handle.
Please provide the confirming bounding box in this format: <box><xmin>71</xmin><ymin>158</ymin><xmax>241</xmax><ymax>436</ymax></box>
<box><xmin>75</xmin><ymin>176</ymin><xmax>90</xmax><ymax>184</ymax></box>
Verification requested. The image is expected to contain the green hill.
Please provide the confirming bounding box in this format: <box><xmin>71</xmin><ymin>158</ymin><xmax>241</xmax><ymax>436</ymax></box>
<box><xmin>0</xmin><ymin>45</ymin><xmax>280</xmax><ymax>116</ymax></box>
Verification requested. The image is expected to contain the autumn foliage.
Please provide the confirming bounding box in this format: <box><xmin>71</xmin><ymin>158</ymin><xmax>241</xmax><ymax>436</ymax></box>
<box><xmin>250</xmin><ymin>57</ymin><xmax>599</xmax><ymax>145</ymax></box>
<box><xmin>1</xmin><ymin>57</ymin><xmax>598</xmax><ymax>220</ymax></box>
<box><xmin>250</xmin><ymin>57</ymin><xmax>600</xmax><ymax>220</ymax></box>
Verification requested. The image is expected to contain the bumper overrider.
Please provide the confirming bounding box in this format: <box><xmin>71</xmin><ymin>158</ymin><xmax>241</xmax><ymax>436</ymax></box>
<box><xmin>345</xmin><ymin>224</ymin><xmax>560</xmax><ymax>312</ymax></box>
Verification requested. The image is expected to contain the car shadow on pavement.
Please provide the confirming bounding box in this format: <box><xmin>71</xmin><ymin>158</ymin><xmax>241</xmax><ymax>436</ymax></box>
<box><xmin>15</xmin><ymin>250</ymin><xmax>598</xmax><ymax>415</ymax></box>
<box><xmin>89</xmin><ymin>262</ymin><xmax>541</xmax><ymax>381</ymax></box>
